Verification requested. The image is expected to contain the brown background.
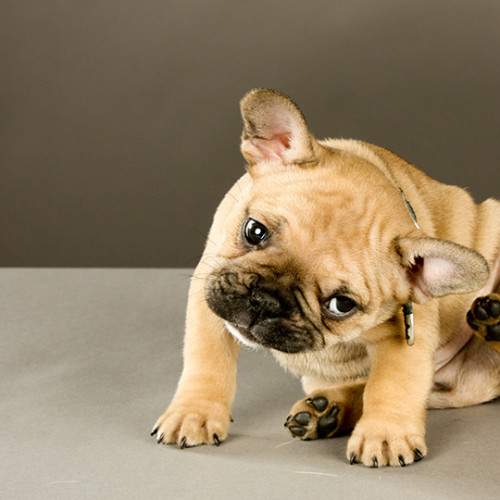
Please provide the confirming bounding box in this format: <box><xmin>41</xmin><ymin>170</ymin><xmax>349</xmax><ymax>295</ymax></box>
<box><xmin>2</xmin><ymin>1</ymin><xmax>499</xmax><ymax>267</ymax></box>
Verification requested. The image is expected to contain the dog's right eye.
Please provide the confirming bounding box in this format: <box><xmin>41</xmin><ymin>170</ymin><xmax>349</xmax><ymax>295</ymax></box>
<box><xmin>243</xmin><ymin>218</ymin><xmax>269</xmax><ymax>247</ymax></box>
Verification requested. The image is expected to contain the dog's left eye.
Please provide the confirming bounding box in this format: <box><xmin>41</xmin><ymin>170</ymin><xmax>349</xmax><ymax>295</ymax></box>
<box><xmin>243</xmin><ymin>218</ymin><xmax>269</xmax><ymax>247</ymax></box>
<box><xmin>326</xmin><ymin>295</ymin><xmax>357</xmax><ymax>319</ymax></box>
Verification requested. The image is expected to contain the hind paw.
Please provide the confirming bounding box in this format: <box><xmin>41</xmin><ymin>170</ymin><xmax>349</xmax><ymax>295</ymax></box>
<box><xmin>467</xmin><ymin>293</ymin><xmax>500</xmax><ymax>341</ymax></box>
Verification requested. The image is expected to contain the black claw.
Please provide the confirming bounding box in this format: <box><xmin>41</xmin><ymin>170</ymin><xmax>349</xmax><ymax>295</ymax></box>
<box><xmin>310</xmin><ymin>397</ymin><xmax>328</xmax><ymax>413</ymax></box>
<box><xmin>230</xmin><ymin>416</ymin><xmax>234</xmax><ymax>423</ymax></box>
<box><xmin>293</xmin><ymin>412</ymin><xmax>312</xmax><ymax>426</ymax></box>
<box><xmin>157</xmin><ymin>432</ymin><xmax>164</xmax><ymax>444</ymax></box>
<box><xmin>289</xmin><ymin>426</ymin><xmax>307</xmax><ymax>437</ymax></box>
<box><xmin>151</xmin><ymin>426</ymin><xmax>158</xmax><ymax>437</ymax></box>
<box><xmin>371</xmin><ymin>457</ymin><xmax>378</xmax><ymax>468</ymax></box>
<box><xmin>350</xmin><ymin>453</ymin><xmax>357</xmax><ymax>465</ymax></box>
<box><xmin>213</xmin><ymin>434</ymin><xmax>220</xmax><ymax>446</ymax></box>
<box><xmin>180</xmin><ymin>437</ymin><xmax>188</xmax><ymax>449</ymax></box>
<box><xmin>414</xmin><ymin>449</ymin><xmax>424</xmax><ymax>462</ymax></box>
<box><xmin>330</xmin><ymin>406</ymin><xmax>340</xmax><ymax>416</ymax></box>
<box><xmin>284</xmin><ymin>415</ymin><xmax>292</xmax><ymax>426</ymax></box>
<box><xmin>399</xmin><ymin>455</ymin><xmax>406</xmax><ymax>467</ymax></box>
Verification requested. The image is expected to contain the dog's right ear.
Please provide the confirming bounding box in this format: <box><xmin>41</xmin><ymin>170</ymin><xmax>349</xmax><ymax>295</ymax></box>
<box><xmin>240</xmin><ymin>88</ymin><xmax>317</xmax><ymax>168</ymax></box>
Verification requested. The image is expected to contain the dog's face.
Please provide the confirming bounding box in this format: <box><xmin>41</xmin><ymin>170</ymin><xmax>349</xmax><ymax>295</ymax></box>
<box><xmin>205</xmin><ymin>89</ymin><xmax>488</xmax><ymax>354</ymax></box>
<box><xmin>206</xmin><ymin>158</ymin><xmax>413</xmax><ymax>353</ymax></box>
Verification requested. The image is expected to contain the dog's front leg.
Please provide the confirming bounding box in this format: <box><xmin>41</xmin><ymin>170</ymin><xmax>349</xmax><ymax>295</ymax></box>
<box><xmin>347</xmin><ymin>321</ymin><xmax>435</xmax><ymax>467</ymax></box>
<box><xmin>152</xmin><ymin>262</ymin><xmax>240</xmax><ymax>448</ymax></box>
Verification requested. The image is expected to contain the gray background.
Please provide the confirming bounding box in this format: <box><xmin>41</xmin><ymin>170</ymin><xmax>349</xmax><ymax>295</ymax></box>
<box><xmin>2</xmin><ymin>268</ymin><xmax>499</xmax><ymax>499</ymax></box>
<box><xmin>2</xmin><ymin>0</ymin><xmax>499</xmax><ymax>267</ymax></box>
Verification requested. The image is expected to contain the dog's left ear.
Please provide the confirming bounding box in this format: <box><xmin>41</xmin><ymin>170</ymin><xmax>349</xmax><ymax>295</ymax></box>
<box><xmin>397</xmin><ymin>237</ymin><xmax>489</xmax><ymax>304</ymax></box>
<box><xmin>239</xmin><ymin>88</ymin><xmax>317</xmax><ymax>167</ymax></box>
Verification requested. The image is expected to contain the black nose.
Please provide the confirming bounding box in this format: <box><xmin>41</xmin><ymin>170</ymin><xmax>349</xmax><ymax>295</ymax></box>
<box><xmin>249</xmin><ymin>287</ymin><xmax>283</xmax><ymax>317</ymax></box>
<box><xmin>205</xmin><ymin>273</ymin><xmax>296</xmax><ymax>329</ymax></box>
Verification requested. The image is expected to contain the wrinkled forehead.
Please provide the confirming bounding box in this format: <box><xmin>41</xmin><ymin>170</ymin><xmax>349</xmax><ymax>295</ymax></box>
<box><xmin>245</xmin><ymin>166</ymin><xmax>403</xmax><ymax>283</ymax></box>
<box><xmin>248</xmin><ymin>167</ymin><xmax>382</xmax><ymax>239</ymax></box>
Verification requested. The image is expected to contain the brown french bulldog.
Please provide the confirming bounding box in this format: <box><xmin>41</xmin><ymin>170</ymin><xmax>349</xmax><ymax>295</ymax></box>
<box><xmin>152</xmin><ymin>89</ymin><xmax>500</xmax><ymax>467</ymax></box>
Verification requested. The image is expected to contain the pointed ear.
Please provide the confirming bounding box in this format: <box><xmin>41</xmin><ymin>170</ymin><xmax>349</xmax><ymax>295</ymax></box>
<box><xmin>396</xmin><ymin>237</ymin><xmax>489</xmax><ymax>304</ymax></box>
<box><xmin>239</xmin><ymin>88</ymin><xmax>317</xmax><ymax>166</ymax></box>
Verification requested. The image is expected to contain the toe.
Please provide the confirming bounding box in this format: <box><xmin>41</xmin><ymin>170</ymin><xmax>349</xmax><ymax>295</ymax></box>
<box><xmin>467</xmin><ymin>310</ymin><xmax>481</xmax><ymax>331</ymax></box>
<box><xmin>474</xmin><ymin>304</ymin><xmax>489</xmax><ymax>321</ymax></box>
<box><xmin>487</xmin><ymin>300</ymin><xmax>500</xmax><ymax>319</ymax></box>
<box><xmin>317</xmin><ymin>406</ymin><xmax>340</xmax><ymax>438</ymax></box>
<box><xmin>307</xmin><ymin>396</ymin><xmax>328</xmax><ymax>413</ymax></box>
<box><xmin>293</xmin><ymin>411</ymin><xmax>312</xmax><ymax>426</ymax></box>
<box><xmin>486</xmin><ymin>324</ymin><xmax>500</xmax><ymax>341</ymax></box>
<box><xmin>288</xmin><ymin>426</ymin><xmax>307</xmax><ymax>437</ymax></box>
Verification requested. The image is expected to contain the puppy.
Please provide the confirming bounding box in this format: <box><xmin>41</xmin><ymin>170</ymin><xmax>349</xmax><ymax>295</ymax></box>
<box><xmin>152</xmin><ymin>88</ymin><xmax>500</xmax><ymax>467</ymax></box>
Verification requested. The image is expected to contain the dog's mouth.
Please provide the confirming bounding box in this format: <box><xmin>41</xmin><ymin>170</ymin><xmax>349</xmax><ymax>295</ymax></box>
<box><xmin>224</xmin><ymin>322</ymin><xmax>263</xmax><ymax>349</ymax></box>
<box><xmin>223</xmin><ymin>319</ymin><xmax>315</xmax><ymax>354</ymax></box>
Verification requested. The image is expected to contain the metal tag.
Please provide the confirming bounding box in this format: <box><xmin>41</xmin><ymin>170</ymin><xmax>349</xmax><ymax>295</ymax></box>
<box><xmin>403</xmin><ymin>302</ymin><xmax>415</xmax><ymax>346</ymax></box>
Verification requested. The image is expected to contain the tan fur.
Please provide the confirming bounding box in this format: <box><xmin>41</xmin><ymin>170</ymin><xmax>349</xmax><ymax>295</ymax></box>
<box><xmin>153</xmin><ymin>89</ymin><xmax>500</xmax><ymax>466</ymax></box>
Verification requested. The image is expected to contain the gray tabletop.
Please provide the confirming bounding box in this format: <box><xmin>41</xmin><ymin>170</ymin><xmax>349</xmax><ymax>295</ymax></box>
<box><xmin>1</xmin><ymin>269</ymin><xmax>499</xmax><ymax>499</ymax></box>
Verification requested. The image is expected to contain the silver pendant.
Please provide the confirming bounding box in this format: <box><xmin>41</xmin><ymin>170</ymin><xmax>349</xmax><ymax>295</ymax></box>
<box><xmin>403</xmin><ymin>302</ymin><xmax>415</xmax><ymax>346</ymax></box>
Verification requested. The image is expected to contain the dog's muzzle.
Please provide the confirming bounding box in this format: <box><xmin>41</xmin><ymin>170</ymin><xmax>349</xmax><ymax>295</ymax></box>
<box><xmin>205</xmin><ymin>272</ymin><xmax>316</xmax><ymax>353</ymax></box>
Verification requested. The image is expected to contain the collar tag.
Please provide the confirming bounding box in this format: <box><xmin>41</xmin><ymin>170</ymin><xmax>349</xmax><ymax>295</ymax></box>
<box><xmin>403</xmin><ymin>302</ymin><xmax>415</xmax><ymax>346</ymax></box>
<box><xmin>400</xmin><ymin>189</ymin><xmax>420</xmax><ymax>229</ymax></box>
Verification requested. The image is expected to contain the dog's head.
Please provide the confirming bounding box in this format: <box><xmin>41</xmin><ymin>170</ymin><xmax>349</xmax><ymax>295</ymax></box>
<box><xmin>205</xmin><ymin>89</ymin><xmax>489</xmax><ymax>354</ymax></box>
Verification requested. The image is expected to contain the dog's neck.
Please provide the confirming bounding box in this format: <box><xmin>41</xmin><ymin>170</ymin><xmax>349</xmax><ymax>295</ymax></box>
<box><xmin>400</xmin><ymin>191</ymin><xmax>418</xmax><ymax>346</ymax></box>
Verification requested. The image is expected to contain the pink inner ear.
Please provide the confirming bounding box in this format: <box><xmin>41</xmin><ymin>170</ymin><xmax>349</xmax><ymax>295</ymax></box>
<box><xmin>241</xmin><ymin>100</ymin><xmax>313</xmax><ymax>165</ymax></box>
<box><xmin>422</xmin><ymin>256</ymin><xmax>457</xmax><ymax>287</ymax></box>
<box><xmin>248</xmin><ymin>122</ymin><xmax>292</xmax><ymax>161</ymax></box>
<box><xmin>276</xmin><ymin>132</ymin><xmax>291</xmax><ymax>149</ymax></box>
<box><xmin>408</xmin><ymin>255</ymin><xmax>459</xmax><ymax>302</ymax></box>
<box><xmin>256</xmin><ymin>109</ymin><xmax>293</xmax><ymax>157</ymax></box>
<box><xmin>249</xmin><ymin>137</ymin><xmax>288</xmax><ymax>161</ymax></box>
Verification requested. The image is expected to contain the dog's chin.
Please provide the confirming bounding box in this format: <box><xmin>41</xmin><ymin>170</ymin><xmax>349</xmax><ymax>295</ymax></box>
<box><xmin>225</xmin><ymin>322</ymin><xmax>263</xmax><ymax>350</ymax></box>
<box><xmin>224</xmin><ymin>321</ymin><xmax>316</xmax><ymax>353</ymax></box>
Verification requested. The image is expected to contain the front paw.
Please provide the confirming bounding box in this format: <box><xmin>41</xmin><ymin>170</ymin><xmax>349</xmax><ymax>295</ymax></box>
<box><xmin>285</xmin><ymin>394</ymin><xmax>343</xmax><ymax>440</ymax></box>
<box><xmin>347</xmin><ymin>417</ymin><xmax>427</xmax><ymax>467</ymax></box>
<box><xmin>151</xmin><ymin>399</ymin><xmax>232</xmax><ymax>448</ymax></box>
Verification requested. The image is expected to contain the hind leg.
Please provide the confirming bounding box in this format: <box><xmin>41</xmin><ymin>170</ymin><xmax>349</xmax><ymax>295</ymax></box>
<box><xmin>467</xmin><ymin>292</ymin><xmax>500</xmax><ymax>353</ymax></box>
<box><xmin>429</xmin><ymin>335</ymin><xmax>500</xmax><ymax>408</ymax></box>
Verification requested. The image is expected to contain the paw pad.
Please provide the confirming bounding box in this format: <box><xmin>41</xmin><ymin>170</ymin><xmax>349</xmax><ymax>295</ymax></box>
<box><xmin>285</xmin><ymin>396</ymin><xmax>342</xmax><ymax>440</ymax></box>
<box><xmin>307</xmin><ymin>396</ymin><xmax>328</xmax><ymax>412</ymax></box>
<box><xmin>293</xmin><ymin>411</ymin><xmax>312</xmax><ymax>426</ymax></box>
<box><xmin>467</xmin><ymin>294</ymin><xmax>500</xmax><ymax>341</ymax></box>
